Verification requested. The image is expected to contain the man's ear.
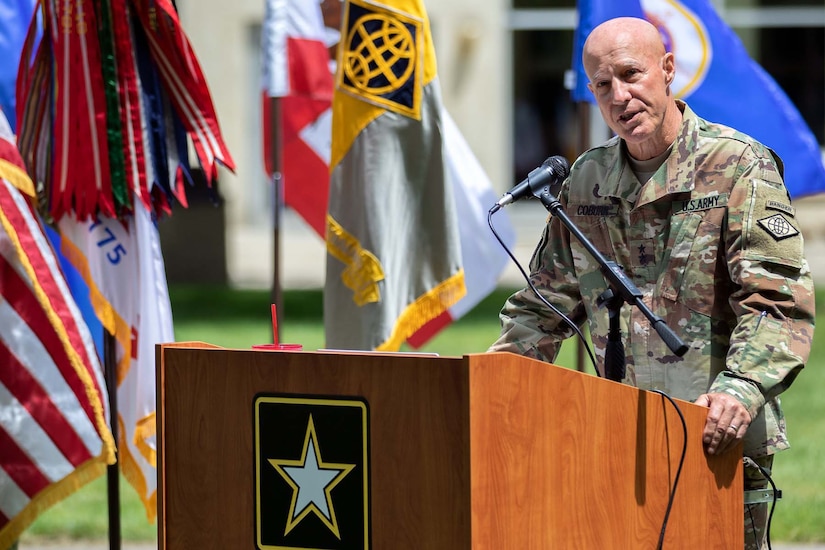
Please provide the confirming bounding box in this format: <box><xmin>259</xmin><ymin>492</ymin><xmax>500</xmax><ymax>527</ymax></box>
<box><xmin>663</xmin><ymin>51</ymin><xmax>676</xmax><ymax>86</ymax></box>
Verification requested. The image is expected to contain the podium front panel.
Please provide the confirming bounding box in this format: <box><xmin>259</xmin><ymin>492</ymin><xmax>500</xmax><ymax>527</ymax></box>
<box><xmin>157</xmin><ymin>345</ymin><xmax>743</xmax><ymax>549</ymax></box>
<box><xmin>157</xmin><ymin>346</ymin><xmax>472</xmax><ymax>549</ymax></box>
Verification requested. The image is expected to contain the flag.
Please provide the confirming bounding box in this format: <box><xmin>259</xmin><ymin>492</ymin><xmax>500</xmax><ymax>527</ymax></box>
<box><xmin>262</xmin><ymin>0</ymin><xmax>334</xmax><ymax>237</ymax></box>
<box><xmin>52</xmin><ymin>200</ymin><xmax>175</xmax><ymax>522</ymax></box>
<box><xmin>405</xmin><ymin>110</ymin><xmax>517</xmax><ymax>348</ymax></box>
<box><xmin>324</xmin><ymin>0</ymin><xmax>466</xmax><ymax>351</ymax></box>
<box><xmin>14</xmin><ymin>0</ymin><xmax>231</xmax><ymax>522</ymax></box>
<box><xmin>0</xmin><ymin>108</ymin><xmax>115</xmax><ymax>547</ymax></box>
<box><xmin>572</xmin><ymin>0</ymin><xmax>825</xmax><ymax>198</ymax></box>
<box><xmin>15</xmin><ymin>0</ymin><xmax>235</xmax><ymax>221</ymax></box>
<box><xmin>263</xmin><ymin>0</ymin><xmax>517</xmax><ymax>349</ymax></box>
<box><xmin>0</xmin><ymin>0</ymin><xmax>37</xmax><ymax>131</ymax></box>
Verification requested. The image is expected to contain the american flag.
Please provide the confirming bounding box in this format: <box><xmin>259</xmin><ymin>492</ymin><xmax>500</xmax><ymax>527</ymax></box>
<box><xmin>0</xmin><ymin>108</ymin><xmax>115</xmax><ymax>547</ymax></box>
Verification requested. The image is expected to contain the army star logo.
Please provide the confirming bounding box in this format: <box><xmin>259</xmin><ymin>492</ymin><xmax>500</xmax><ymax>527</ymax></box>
<box><xmin>255</xmin><ymin>395</ymin><xmax>370</xmax><ymax>549</ymax></box>
<box><xmin>268</xmin><ymin>415</ymin><xmax>355</xmax><ymax>538</ymax></box>
<box><xmin>757</xmin><ymin>213</ymin><xmax>799</xmax><ymax>241</ymax></box>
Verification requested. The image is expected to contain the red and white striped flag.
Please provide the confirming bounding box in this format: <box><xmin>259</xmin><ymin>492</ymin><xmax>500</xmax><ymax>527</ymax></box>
<box><xmin>0</xmin><ymin>108</ymin><xmax>116</xmax><ymax>548</ymax></box>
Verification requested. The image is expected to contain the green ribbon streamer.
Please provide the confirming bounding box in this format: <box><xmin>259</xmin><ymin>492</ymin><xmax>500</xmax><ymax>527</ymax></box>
<box><xmin>96</xmin><ymin>0</ymin><xmax>131</xmax><ymax>216</ymax></box>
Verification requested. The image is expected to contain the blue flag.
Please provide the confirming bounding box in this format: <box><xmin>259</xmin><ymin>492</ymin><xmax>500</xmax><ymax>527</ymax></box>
<box><xmin>0</xmin><ymin>0</ymin><xmax>37</xmax><ymax>131</ymax></box>
<box><xmin>44</xmin><ymin>224</ymin><xmax>105</xmax><ymax>361</ymax></box>
<box><xmin>572</xmin><ymin>0</ymin><xmax>825</xmax><ymax>199</ymax></box>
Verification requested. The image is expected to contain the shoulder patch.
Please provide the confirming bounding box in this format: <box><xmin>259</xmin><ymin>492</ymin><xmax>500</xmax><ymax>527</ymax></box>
<box><xmin>757</xmin><ymin>214</ymin><xmax>799</xmax><ymax>241</ymax></box>
<box><xmin>766</xmin><ymin>200</ymin><xmax>795</xmax><ymax>217</ymax></box>
<box><xmin>743</xmin><ymin>181</ymin><xmax>803</xmax><ymax>270</ymax></box>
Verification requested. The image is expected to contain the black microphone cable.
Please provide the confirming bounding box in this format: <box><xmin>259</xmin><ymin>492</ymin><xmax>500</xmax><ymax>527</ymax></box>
<box><xmin>487</xmin><ymin>207</ymin><xmax>599</xmax><ymax>375</ymax></box>
<box><xmin>649</xmin><ymin>390</ymin><xmax>688</xmax><ymax>550</ymax></box>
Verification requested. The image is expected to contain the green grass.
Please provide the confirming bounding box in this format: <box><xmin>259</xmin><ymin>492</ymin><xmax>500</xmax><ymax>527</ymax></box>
<box><xmin>19</xmin><ymin>285</ymin><xmax>825</xmax><ymax>543</ymax></box>
<box><xmin>769</xmin><ymin>288</ymin><xmax>825</xmax><ymax>542</ymax></box>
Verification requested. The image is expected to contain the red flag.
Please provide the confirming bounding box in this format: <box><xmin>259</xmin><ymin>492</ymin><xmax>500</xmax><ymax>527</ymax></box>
<box><xmin>44</xmin><ymin>0</ymin><xmax>115</xmax><ymax>221</ymax></box>
<box><xmin>262</xmin><ymin>0</ymin><xmax>334</xmax><ymax>236</ymax></box>
<box><xmin>0</xmin><ymin>109</ymin><xmax>115</xmax><ymax>547</ymax></box>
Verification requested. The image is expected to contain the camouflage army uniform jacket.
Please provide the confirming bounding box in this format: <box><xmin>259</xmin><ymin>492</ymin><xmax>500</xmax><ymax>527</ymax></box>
<box><xmin>490</xmin><ymin>102</ymin><xmax>815</xmax><ymax>457</ymax></box>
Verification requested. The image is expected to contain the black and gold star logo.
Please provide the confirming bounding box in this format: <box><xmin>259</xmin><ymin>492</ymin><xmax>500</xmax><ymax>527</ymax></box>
<box><xmin>254</xmin><ymin>395</ymin><xmax>370</xmax><ymax>549</ymax></box>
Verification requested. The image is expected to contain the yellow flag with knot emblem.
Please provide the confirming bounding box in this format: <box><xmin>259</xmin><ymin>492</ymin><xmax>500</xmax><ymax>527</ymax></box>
<box><xmin>324</xmin><ymin>0</ymin><xmax>466</xmax><ymax>351</ymax></box>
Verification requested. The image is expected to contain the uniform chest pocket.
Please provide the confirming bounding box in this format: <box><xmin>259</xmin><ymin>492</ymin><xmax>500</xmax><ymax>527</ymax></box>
<box><xmin>659</xmin><ymin>212</ymin><xmax>723</xmax><ymax>316</ymax></box>
<box><xmin>567</xmin><ymin>212</ymin><xmax>617</xmax><ymax>266</ymax></box>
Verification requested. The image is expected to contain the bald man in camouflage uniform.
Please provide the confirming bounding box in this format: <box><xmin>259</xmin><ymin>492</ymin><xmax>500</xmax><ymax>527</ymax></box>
<box><xmin>490</xmin><ymin>17</ymin><xmax>815</xmax><ymax>549</ymax></box>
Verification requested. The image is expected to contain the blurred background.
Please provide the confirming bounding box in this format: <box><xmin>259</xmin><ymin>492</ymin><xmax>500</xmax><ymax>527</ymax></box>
<box><xmin>161</xmin><ymin>0</ymin><xmax>825</xmax><ymax>291</ymax></box>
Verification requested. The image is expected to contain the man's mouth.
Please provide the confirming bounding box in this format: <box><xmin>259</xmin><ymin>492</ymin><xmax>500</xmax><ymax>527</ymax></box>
<box><xmin>619</xmin><ymin>111</ymin><xmax>638</xmax><ymax>123</ymax></box>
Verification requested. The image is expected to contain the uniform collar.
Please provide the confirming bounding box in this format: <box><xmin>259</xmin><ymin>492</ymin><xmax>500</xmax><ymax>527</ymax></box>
<box><xmin>600</xmin><ymin>101</ymin><xmax>699</xmax><ymax>207</ymax></box>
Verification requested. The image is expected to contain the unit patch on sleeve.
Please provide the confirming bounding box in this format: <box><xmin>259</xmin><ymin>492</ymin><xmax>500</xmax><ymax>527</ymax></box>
<box><xmin>757</xmin><ymin>213</ymin><xmax>800</xmax><ymax>241</ymax></box>
<box><xmin>766</xmin><ymin>200</ymin><xmax>796</xmax><ymax>217</ymax></box>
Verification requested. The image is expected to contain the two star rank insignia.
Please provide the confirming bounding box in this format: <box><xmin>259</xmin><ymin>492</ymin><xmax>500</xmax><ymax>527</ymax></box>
<box><xmin>254</xmin><ymin>395</ymin><xmax>370</xmax><ymax>549</ymax></box>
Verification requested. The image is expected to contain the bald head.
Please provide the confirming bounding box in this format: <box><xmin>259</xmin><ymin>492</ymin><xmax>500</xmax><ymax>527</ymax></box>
<box><xmin>583</xmin><ymin>17</ymin><xmax>666</xmax><ymax>79</ymax></box>
<box><xmin>580</xmin><ymin>17</ymin><xmax>681</xmax><ymax>160</ymax></box>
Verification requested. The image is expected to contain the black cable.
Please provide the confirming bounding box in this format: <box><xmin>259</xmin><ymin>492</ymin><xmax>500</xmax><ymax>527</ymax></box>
<box><xmin>488</xmin><ymin>208</ymin><xmax>600</xmax><ymax>375</ymax></box>
<box><xmin>649</xmin><ymin>390</ymin><xmax>688</xmax><ymax>550</ymax></box>
<box><xmin>743</xmin><ymin>456</ymin><xmax>780</xmax><ymax>550</ymax></box>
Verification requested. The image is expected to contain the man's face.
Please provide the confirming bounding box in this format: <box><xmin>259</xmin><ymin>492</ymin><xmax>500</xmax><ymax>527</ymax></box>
<box><xmin>585</xmin><ymin>35</ymin><xmax>675</xmax><ymax>152</ymax></box>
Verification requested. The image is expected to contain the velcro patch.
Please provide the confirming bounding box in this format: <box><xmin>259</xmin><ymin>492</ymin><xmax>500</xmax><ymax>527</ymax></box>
<box><xmin>757</xmin><ymin>213</ymin><xmax>800</xmax><ymax>241</ymax></box>
<box><xmin>572</xmin><ymin>204</ymin><xmax>619</xmax><ymax>217</ymax></box>
<box><xmin>673</xmin><ymin>194</ymin><xmax>728</xmax><ymax>214</ymax></box>
<box><xmin>766</xmin><ymin>200</ymin><xmax>795</xmax><ymax>217</ymax></box>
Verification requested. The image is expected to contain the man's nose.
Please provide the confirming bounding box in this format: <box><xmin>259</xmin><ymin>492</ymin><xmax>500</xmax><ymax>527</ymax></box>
<box><xmin>611</xmin><ymin>80</ymin><xmax>632</xmax><ymax>103</ymax></box>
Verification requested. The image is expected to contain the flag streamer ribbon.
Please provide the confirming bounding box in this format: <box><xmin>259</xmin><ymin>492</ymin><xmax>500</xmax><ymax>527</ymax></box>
<box><xmin>16</xmin><ymin>0</ymin><xmax>235</xmax><ymax>223</ymax></box>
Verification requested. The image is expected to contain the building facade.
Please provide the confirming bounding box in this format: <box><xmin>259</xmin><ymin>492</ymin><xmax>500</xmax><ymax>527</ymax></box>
<box><xmin>172</xmin><ymin>0</ymin><xmax>824</xmax><ymax>287</ymax></box>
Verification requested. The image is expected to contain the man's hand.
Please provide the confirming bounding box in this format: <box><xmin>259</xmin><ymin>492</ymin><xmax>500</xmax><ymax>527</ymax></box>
<box><xmin>694</xmin><ymin>392</ymin><xmax>751</xmax><ymax>455</ymax></box>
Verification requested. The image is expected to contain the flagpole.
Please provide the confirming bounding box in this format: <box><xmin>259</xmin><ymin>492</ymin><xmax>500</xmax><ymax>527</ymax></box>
<box><xmin>268</xmin><ymin>95</ymin><xmax>284</xmax><ymax>341</ymax></box>
<box><xmin>100</xmin><ymin>6</ymin><xmax>175</xmax><ymax>550</ymax></box>
<box><xmin>104</xmin><ymin>331</ymin><xmax>121</xmax><ymax>550</ymax></box>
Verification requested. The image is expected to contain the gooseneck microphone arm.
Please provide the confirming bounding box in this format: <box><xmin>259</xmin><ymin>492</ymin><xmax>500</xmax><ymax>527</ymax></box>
<box><xmin>534</xmin><ymin>188</ymin><xmax>689</xmax><ymax>377</ymax></box>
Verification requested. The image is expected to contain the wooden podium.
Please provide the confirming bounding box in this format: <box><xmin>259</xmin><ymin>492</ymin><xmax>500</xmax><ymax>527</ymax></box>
<box><xmin>156</xmin><ymin>343</ymin><xmax>742</xmax><ymax>549</ymax></box>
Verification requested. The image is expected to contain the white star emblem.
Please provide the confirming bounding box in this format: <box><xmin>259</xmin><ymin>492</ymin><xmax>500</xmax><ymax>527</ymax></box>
<box><xmin>268</xmin><ymin>414</ymin><xmax>354</xmax><ymax>538</ymax></box>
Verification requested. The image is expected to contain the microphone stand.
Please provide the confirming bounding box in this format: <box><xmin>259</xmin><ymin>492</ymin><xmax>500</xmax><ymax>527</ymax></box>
<box><xmin>535</xmin><ymin>189</ymin><xmax>689</xmax><ymax>381</ymax></box>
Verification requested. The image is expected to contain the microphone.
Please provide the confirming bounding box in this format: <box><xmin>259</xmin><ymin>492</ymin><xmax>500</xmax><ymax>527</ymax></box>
<box><xmin>493</xmin><ymin>155</ymin><xmax>570</xmax><ymax>211</ymax></box>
